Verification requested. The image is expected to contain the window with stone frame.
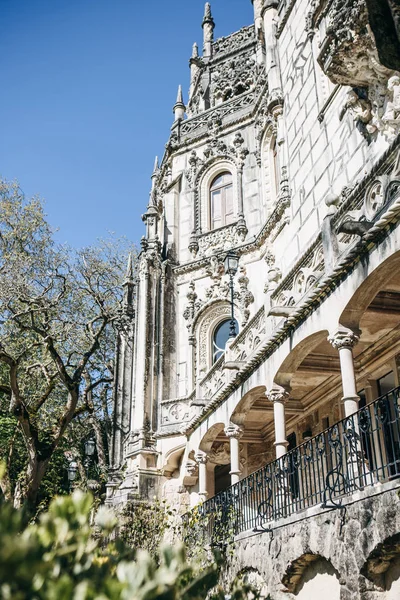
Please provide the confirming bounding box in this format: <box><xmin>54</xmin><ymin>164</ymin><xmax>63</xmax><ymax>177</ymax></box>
<box><xmin>210</xmin><ymin>172</ymin><xmax>234</xmax><ymax>230</ymax></box>
<box><xmin>261</xmin><ymin>129</ymin><xmax>280</xmax><ymax>211</ymax></box>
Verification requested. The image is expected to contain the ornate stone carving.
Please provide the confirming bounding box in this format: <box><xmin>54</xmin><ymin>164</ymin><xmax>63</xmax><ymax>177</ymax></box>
<box><xmin>328</xmin><ymin>327</ymin><xmax>360</xmax><ymax>350</ymax></box>
<box><xmin>197</xmin><ymin>224</ymin><xmax>241</xmax><ymax>257</ymax></box>
<box><xmin>195</xmin><ymin>451</ymin><xmax>208</xmax><ymax>465</ymax></box>
<box><xmin>314</xmin><ymin>0</ymin><xmax>400</xmax><ymax>142</ymax></box>
<box><xmin>266</xmin><ymin>387</ymin><xmax>290</xmax><ymax>403</ymax></box>
<box><xmin>161</xmin><ymin>401</ymin><xmax>190</xmax><ymax>425</ymax></box>
<box><xmin>229</xmin><ymin>306</ymin><xmax>266</xmax><ymax>363</ymax></box>
<box><xmin>264</xmin><ymin>250</ymin><xmax>282</xmax><ymax>293</ymax></box>
<box><xmin>224</xmin><ymin>423</ymin><xmax>244</xmax><ymax>439</ymax></box>
<box><xmin>208</xmin><ymin>442</ymin><xmax>230</xmax><ymax>465</ymax></box>
<box><xmin>212</xmin><ymin>25</ymin><xmax>255</xmax><ymax>57</ymax></box>
<box><xmin>197</xmin><ymin>302</ymin><xmax>231</xmax><ymax>374</ymax></box>
<box><xmin>364</xmin><ymin>176</ymin><xmax>390</xmax><ymax>220</ymax></box>
<box><xmin>212</xmin><ymin>51</ymin><xmax>257</xmax><ymax>104</ymax></box>
<box><xmin>183</xmin><ymin>282</ymin><xmax>204</xmax><ymax>331</ymax></box>
<box><xmin>316</xmin><ymin>0</ymin><xmax>393</xmax><ymax>88</ymax></box>
<box><xmin>237</xmin><ymin>268</ymin><xmax>254</xmax><ymax>325</ymax></box>
<box><xmin>200</xmin><ymin>358</ymin><xmax>226</xmax><ymax>400</ymax></box>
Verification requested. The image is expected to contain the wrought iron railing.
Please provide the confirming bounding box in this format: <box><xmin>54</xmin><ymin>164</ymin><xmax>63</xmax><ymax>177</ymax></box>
<box><xmin>183</xmin><ymin>386</ymin><xmax>400</xmax><ymax>544</ymax></box>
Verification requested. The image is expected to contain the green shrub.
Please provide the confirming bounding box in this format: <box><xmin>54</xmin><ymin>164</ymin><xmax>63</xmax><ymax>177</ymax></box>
<box><xmin>0</xmin><ymin>485</ymin><xmax>259</xmax><ymax>600</ymax></box>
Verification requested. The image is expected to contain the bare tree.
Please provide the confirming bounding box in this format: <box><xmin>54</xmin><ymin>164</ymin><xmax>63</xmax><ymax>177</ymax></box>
<box><xmin>0</xmin><ymin>180</ymin><xmax>135</xmax><ymax>511</ymax></box>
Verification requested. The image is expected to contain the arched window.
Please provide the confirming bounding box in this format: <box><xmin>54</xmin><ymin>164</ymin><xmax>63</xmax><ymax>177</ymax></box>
<box><xmin>212</xmin><ymin>318</ymin><xmax>239</xmax><ymax>363</ymax></box>
<box><xmin>210</xmin><ymin>172</ymin><xmax>234</xmax><ymax>230</ymax></box>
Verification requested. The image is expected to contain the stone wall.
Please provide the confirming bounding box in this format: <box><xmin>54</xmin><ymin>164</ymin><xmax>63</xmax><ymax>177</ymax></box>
<box><xmin>222</xmin><ymin>484</ymin><xmax>400</xmax><ymax>599</ymax></box>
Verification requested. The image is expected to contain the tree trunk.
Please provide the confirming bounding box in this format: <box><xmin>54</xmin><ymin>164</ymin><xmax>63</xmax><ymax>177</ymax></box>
<box><xmin>13</xmin><ymin>455</ymin><xmax>49</xmax><ymax>513</ymax></box>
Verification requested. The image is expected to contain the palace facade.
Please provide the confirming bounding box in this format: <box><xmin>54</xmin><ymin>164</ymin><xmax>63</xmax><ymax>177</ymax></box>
<box><xmin>107</xmin><ymin>1</ymin><xmax>400</xmax><ymax>597</ymax></box>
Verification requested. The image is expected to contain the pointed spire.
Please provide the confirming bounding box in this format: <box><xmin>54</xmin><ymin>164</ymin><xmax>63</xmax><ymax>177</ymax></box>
<box><xmin>122</xmin><ymin>252</ymin><xmax>135</xmax><ymax>315</ymax></box>
<box><xmin>125</xmin><ymin>252</ymin><xmax>134</xmax><ymax>283</ymax></box>
<box><xmin>152</xmin><ymin>156</ymin><xmax>159</xmax><ymax>176</ymax></box>
<box><xmin>173</xmin><ymin>85</ymin><xmax>186</xmax><ymax>121</ymax></box>
<box><xmin>202</xmin><ymin>3</ymin><xmax>215</xmax><ymax>58</ymax></box>
<box><xmin>192</xmin><ymin>42</ymin><xmax>199</xmax><ymax>59</ymax></box>
<box><xmin>202</xmin><ymin>2</ymin><xmax>214</xmax><ymax>27</ymax></box>
<box><xmin>203</xmin><ymin>2</ymin><xmax>213</xmax><ymax>23</ymax></box>
<box><xmin>176</xmin><ymin>84</ymin><xmax>183</xmax><ymax>105</ymax></box>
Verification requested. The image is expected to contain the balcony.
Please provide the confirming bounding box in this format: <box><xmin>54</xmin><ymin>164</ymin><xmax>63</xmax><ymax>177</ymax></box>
<box><xmin>184</xmin><ymin>386</ymin><xmax>400</xmax><ymax>544</ymax></box>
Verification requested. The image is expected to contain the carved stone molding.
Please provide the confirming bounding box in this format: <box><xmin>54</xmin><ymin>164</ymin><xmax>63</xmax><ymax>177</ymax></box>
<box><xmin>266</xmin><ymin>387</ymin><xmax>290</xmax><ymax>403</ymax></box>
<box><xmin>161</xmin><ymin>400</ymin><xmax>190</xmax><ymax>426</ymax></box>
<box><xmin>328</xmin><ymin>328</ymin><xmax>360</xmax><ymax>350</ymax></box>
<box><xmin>224</xmin><ymin>423</ymin><xmax>244</xmax><ymax>439</ymax></box>
<box><xmin>195</xmin><ymin>451</ymin><xmax>208</xmax><ymax>465</ymax></box>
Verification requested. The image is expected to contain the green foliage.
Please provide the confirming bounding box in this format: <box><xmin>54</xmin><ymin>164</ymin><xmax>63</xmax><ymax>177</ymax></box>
<box><xmin>0</xmin><ymin>488</ymin><xmax>259</xmax><ymax>600</ymax></box>
<box><xmin>0</xmin><ymin>179</ymin><xmax>136</xmax><ymax>509</ymax></box>
<box><xmin>119</xmin><ymin>499</ymin><xmax>178</xmax><ymax>560</ymax></box>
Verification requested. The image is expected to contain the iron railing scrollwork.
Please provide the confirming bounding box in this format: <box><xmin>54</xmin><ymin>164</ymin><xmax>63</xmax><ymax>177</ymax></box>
<box><xmin>184</xmin><ymin>386</ymin><xmax>400</xmax><ymax>544</ymax></box>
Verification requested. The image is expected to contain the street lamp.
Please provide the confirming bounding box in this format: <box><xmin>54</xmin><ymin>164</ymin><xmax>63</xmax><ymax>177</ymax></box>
<box><xmin>67</xmin><ymin>461</ymin><xmax>78</xmax><ymax>490</ymax></box>
<box><xmin>84</xmin><ymin>438</ymin><xmax>96</xmax><ymax>457</ymax></box>
<box><xmin>84</xmin><ymin>438</ymin><xmax>96</xmax><ymax>475</ymax></box>
<box><xmin>224</xmin><ymin>250</ymin><xmax>239</xmax><ymax>338</ymax></box>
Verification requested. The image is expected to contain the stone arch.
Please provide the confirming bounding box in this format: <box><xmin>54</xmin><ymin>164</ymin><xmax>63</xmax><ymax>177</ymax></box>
<box><xmin>199</xmin><ymin>422</ymin><xmax>226</xmax><ymax>453</ymax></box>
<box><xmin>340</xmin><ymin>249</ymin><xmax>400</xmax><ymax>332</ymax></box>
<box><xmin>274</xmin><ymin>330</ymin><xmax>329</xmax><ymax>390</ymax></box>
<box><xmin>194</xmin><ymin>300</ymin><xmax>241</xmax><ymax>376</ymax></box>
<box><xmin>161</xmin><ymin>444</ymin><xmax>186</xmax><ymax>478</ymax></box>
<box><xmin>230</xmin><ymin>385</ymin><xmax>266</xmax><ymax>426</ymax></box>
<box><xmin>361</xmin><ymin>532</ymin><xmax>400</xmax><ymax>592</ymax></box>
<box><xmin>196</xmin><ymin>158</ymin><xmax>238</xmax><ymax>233</ymax></box>
<box><xmin>282</xmin><ymin>553</ymin><xmax>340</xmax><ymax>597</ymax></box>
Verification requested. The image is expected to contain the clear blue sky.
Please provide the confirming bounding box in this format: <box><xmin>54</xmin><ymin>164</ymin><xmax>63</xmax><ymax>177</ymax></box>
<box><xmin>0</xmin><ymin>0</ymin><xmax>253</xmax><ymax>247</ymax></box>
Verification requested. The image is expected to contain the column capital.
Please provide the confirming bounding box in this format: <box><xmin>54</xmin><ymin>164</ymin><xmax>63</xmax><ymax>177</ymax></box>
<box><xmin>328</xmin><ymin>327</ymin><xmax>360</xmax><ymax>350</ymax></box>
<box><xmin>195</xmin><ymin>451</ymin><xmax>208</xmax><ymax>465</ymax></box>
<box><xmin>224</xmin><ymin>423</ymin><xmax>244</xmax><ymax>439</ymax></box>
<box><xmin>266</xmin><ymin>386</ymin><xmax>290</xmax><ymax>403</ymax></box>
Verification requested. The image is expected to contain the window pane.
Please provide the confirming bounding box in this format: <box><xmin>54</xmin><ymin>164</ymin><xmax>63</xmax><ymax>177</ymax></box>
<box><xmin>378</xmin><ymin>371</ymin><xmax>396</xmax><ymax>396</ymax></box>
<box><xmin>224</xmin><ymin>184</ymin><xmax>233</xmax><ymax>215</ymax></box>
<box><xmin>211</xmin><ymin>190</ymin><xmax>221</xmax><ymax>225</ymax></box>
<box><xmin>212</xmin><ymin>318</ymin><xmax>238</xmax><ymax>363</ymax></box>
<box><xmin>211</xmin><ymin>174</ymin><xmax>224</xmax><ymax>189</ymax></box>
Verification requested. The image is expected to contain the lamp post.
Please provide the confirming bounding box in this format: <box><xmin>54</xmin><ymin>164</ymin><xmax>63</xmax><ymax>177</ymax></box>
<box><xmin>224</xmin><ymin>250</ymin><xmax>239</xmax><ymax>338</ymax></box>
<box><xmin>67</xmin><ymin>460</ymin><xmax>78</xmax><ymax>491</ymax></box>
<box><xmin>84</xmin><ymin>438</ymin><xmax>96</xmax><ymax>475</ymax></box>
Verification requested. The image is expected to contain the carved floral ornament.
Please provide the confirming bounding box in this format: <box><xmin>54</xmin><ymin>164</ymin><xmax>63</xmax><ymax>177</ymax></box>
<box><xmin>328</xmin><ymin>327</ymin><xmax>360</xmax><ymax>350</ymax></box>
<box><xmin>271</xmin><ymin>245</ymin><xmax>324</xmax><ymax>307</ymax></box>
<box><xmin>183</xmin><ymin>261</ymin><xmax>254</xmax><ymax>334</ymax></box>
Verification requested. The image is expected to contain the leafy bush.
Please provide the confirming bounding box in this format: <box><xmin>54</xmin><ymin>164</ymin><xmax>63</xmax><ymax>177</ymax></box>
<box><xmin>0</xmin><ymin>483</ymin><xmax>260</xmax><ymax>600</ymax></box>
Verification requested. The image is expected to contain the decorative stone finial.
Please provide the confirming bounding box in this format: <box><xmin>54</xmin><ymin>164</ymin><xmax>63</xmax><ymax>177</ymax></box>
<box><xmin>202</xmin><ymin>2</ymin><xmax>215</xmax><ymax>57</ymax></box>
<box><xmin>173</xmin><ymin>85</ymin><xmax>186</xmax><ymax>121</ymax></box>
<box><xmin>192</xmin><ymin>42</ymin><xmax>199</xmax><ymax>59</ymax></box>
<box><xmin>125</xmin><ymin>252</ymin><xmax>134</xmax><ymax>282</ymax></box>
<box><xmin>152</xmin><ymin>156</ymin><xmax>159</xmax><ymax>177</ymax></box>
<box><xmin>202</xmin><ymin>2</ymin><xmax>214</xmax><ymax>26</ymax></box>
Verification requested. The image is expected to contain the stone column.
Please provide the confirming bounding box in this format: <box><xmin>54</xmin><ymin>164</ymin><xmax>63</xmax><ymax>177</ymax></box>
<box><xmin>195</xmin><ymin>451</ymin><xmax>208</xmax><ymax>502</ymax></box>
<box><xmin>266</xmin><ymin>386</ymin><xmax>290</xmax><ymax>458</ymax></box>
<box><xmin>224</xmin><ymin>423</ymin><xmax>244</xmax><ymax>485</ymax></box>
<box><xmin>328</xmin><ymin>327</ymin><xmax>360</xmax><ymax>417</ymax></box>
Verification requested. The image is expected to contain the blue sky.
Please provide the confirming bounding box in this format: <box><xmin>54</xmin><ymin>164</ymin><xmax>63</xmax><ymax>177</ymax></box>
<box><xmin>0</xmin><ymin>0</ymin><xmax>253</xmax><ymax>247</ymax></box>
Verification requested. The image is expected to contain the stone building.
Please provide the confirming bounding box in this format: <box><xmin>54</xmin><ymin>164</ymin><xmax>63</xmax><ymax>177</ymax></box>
<box><xmin>107</xmin><ymin>1</ymin><xmax>400</xmax><ymax>598</ymax></box>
